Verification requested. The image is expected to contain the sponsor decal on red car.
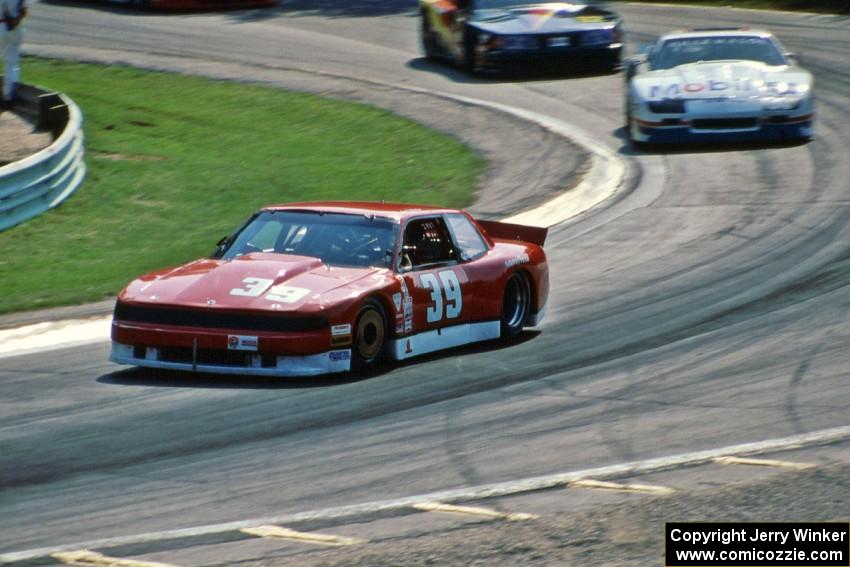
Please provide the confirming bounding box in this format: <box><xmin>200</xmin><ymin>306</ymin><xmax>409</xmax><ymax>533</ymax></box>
<box><xmin>228</xmin><ymin>335</ymin><xmax>259</xmax><ymax>351</ymax></box>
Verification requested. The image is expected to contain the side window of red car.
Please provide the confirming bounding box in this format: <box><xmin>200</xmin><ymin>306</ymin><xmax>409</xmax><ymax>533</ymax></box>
<box><xmin>444</xmin><ymin>213</ymin><xmax>488</xmax><ymax>262</ymax></box>
<box><xmin>401</xmin><ymin>217</ymin><xmax>456</xmax><ymax>270</ymax></box>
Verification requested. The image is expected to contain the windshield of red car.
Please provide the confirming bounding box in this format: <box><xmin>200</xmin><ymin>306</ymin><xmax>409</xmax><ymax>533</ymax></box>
<box><xmin>219</xmin><ymin>210</ymin><xmax>398</xmax><ymax>268</ymax></box>
<box><xmin>651</xmin><ymin>36</ymin><xmax>786</xmax><ymax>70</ymax></box>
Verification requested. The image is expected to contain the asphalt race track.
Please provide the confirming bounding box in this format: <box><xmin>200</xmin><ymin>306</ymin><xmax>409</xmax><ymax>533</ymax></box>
<box><xmin>2</xmin><ymin>1</ymin><xmax>850</xmax><ymax>563</ymax></box>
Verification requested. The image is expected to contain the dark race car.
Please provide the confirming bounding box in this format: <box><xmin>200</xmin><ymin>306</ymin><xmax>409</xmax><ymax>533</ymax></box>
<box><xmin>420</xmin><ymin>0</ymin><xmax>623</xmax><ymax>73</ymax></box>
<box><xmin>110</xmin><ymin>202</ymin><xmax>549</xmax><ymax>377</ymax></box>
<box><xmin>100</xmin><ymin>0</ymin><xmax>274</xmax><ymax>10</ymax></box>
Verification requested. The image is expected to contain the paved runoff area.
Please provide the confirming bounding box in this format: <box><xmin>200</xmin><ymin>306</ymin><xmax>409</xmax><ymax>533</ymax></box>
<box><xmin>3</xmin><ymin>434</ymin><xmax>848</xmax><ymax>566</ymax></box>
<box><xmin>276</xmin><ymin>460</ymin><xmax>850</xmax><ymax>567</ymax></box>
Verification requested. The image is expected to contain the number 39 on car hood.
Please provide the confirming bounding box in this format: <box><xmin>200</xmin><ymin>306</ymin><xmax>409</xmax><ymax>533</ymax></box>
<box><xmin>119</xmin><ymin>252</ymin><xmax>388</xmax><ymax>312</ymax></box>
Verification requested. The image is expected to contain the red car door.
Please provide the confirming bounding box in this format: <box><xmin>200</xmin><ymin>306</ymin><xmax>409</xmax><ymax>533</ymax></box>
<box><xmin>396</xmin><ymin>216</ymin><xmax>471</xmax><ymax>358</ymax></box>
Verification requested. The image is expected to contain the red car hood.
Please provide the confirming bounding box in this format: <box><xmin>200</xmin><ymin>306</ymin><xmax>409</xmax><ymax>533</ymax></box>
<box><xmin>121</xmin><ymin>253</ymin><xmax>380</xmax><ymax>312</ymax></box>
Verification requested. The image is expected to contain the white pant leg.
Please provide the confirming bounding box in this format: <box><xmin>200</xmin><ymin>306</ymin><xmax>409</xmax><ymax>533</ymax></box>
<box><xmin>1</xmin><ymin>28</ymin><xmax>22</xmax><ymax>102</ymax></box>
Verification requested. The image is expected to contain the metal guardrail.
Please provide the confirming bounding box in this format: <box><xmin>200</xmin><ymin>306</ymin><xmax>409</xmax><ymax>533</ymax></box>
<box><xmin>0</xmin><ymin>86</ymin><xmax>86</xmax><ymax>232</ymax></box>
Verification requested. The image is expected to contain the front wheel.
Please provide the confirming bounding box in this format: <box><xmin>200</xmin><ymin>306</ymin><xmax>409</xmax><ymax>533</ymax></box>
<box><xmin>421</xmin><ymin>14</ymin><xmax>438</xmax><ymax>60</ymax></box>
<box><xmin>500</xmin><ymin>272</ymin><xmax>531</xmax><ymax>340</ymax></box>
<box><xmin>625</xmin><ymin>103</ymin><xmax>649</xmax><ymax>151</ymax></box>
<box><xmin>352</xmin><ymin>300</ymin><xmax>387</xmax><ymax>370</ymax></box>
<box><xmin>462</xmin><ymin>33</ymin><xmax>478</xmax><ymax>75</ymax></box>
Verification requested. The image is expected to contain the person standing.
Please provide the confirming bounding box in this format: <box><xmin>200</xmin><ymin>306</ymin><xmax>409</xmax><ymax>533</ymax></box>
<box><xmin>0</xmin><ymin>0</ymin><xmax>26</xmax><ymax>110</ymax></box>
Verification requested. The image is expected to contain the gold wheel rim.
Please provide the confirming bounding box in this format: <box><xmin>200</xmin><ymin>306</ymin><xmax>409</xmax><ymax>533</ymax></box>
<box><xmin>355</xmin><ymin>309</ymin><xmax>384</xmax><ymax>361</ymax></box>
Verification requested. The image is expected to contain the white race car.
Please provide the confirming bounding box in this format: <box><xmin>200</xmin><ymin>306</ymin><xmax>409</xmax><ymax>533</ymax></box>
<box><xmin>625</xmin><ymin>28</ymin><xmax>814</xmax><ymax>145</ymax></box>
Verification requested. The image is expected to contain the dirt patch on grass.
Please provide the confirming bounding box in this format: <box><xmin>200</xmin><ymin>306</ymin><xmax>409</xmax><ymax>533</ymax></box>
<box><xmin>90</xmin><ymin>151</ymin><xmax>167</xmax><ymax>161</ymax></box>
<box><xmin>0</xmin><ymin>111</ymin><xmax>52</xmax><ymax>166</ymax></box>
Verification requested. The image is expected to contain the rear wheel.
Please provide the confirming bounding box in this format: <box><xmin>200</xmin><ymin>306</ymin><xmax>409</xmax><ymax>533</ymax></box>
<box><xmin>500</xmin><ymin>272</ymin><xmax>531</xmax><ymax>339</ymax></box>
<box><xmin>602</xmin><ymin>51</ymin><xmax>622</xmax><ymax>74</ymax></box>
<box><xmin>352</xmin><ymin>300</ymin><xmax>387</xmax><ymax>370</ymax></box>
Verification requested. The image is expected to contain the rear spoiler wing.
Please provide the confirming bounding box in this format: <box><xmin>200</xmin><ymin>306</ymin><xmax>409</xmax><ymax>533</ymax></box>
<box><xmin>477</xmin><ymin>220</ymin><xmax>548</xmax><ymax>247</ymax></box>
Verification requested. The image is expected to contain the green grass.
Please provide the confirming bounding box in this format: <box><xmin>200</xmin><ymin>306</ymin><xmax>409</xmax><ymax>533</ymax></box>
<box><xmin>609</xmin><ymin>0</ymin><xmax>849</xmax><ymax>15</ymax></box>
<box><xmin>0</xmin><ymin>58</ymin><xmax>484</xmax><ymax>315</ymax></box>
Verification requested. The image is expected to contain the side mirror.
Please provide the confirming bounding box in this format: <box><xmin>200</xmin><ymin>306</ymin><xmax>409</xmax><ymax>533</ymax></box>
<box><xmin>211</xmin><ymin>236</ymin><xmax>229</xmax><ymax>259</ymax></box>
<box><xmin>625</xmin><ymin>55</ymin><xmax>645</xmax><ymax>80</ymax></box>
<box><xmin>398</xmin><ymin>244</ymin><xmax>416</xmax><ymax>272</ymax></box>
<box><xmin>784</xmin><ymin>52</ymin><xmax>801</xmax><ymax>65</ymax></box>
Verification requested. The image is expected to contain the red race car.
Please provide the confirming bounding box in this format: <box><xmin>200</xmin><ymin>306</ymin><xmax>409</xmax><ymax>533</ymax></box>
<box><xmin>110</xmin><ymin>202</ymin><xmax>548</xmax><ymax>376</ymax></box>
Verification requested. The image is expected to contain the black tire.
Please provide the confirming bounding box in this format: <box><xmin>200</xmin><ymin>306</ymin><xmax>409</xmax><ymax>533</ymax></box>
<box><xmin>599</xmin><ymin>52</ymin><xmax>621</xmax><ymax>74</ymax></box>
<box><xmin>421</xmin><ymin>14</ymin><xmax>438</xmax><ymax>60</ymax></box>
<box><xmin>625</xmin><ymin>102</ymin><xmax>649</xmax><ymax>151</ymax></box>
<box><xmin>624</xmin><ymin>91</ymin><xmax>638</xmax><ymax>131</ymax></box>
<box><xmin>631</xmin><ymin>138</ymin><xmax>649</xmax><ymax>152</ymax></box>
<box><xmin>462</xmin><ymin>32</ymin><xmax>477</xmax><ymax>75</ymax></box>
<box><xmin>352</xmin><ymin>300</ymin><xmax>387</xmax><ymax>370</ymax></box>
<box><xmin>500</xmin><ymin>272</ymin><xmax>531</xmax><ymax>340</ymax></box>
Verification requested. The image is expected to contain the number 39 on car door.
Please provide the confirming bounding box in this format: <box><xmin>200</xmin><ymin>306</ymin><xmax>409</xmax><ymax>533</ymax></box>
<box><xmin>399</xmin><ymin>216</ymin><xmax>470</xmax><ymax>334</ymax></box>
<box><xmin>420</xmin><ymin>269</ymin><xmax>463</xmax><ymax>323</ymax></box>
